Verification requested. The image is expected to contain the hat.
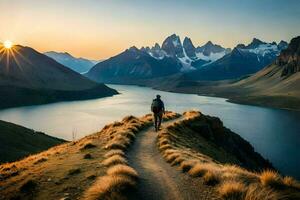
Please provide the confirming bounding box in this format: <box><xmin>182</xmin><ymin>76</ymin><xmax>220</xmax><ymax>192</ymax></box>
<box><xmin>156</xmin><ymin>94</ymin><xmax>161</xmax><ymax>98</ymax></box>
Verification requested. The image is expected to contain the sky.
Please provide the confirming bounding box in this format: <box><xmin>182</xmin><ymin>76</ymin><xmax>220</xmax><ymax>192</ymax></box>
<box><xmin>0</xmin><ymin>0</ymin><xmax>300</xmax><ymax>60</ymax></box>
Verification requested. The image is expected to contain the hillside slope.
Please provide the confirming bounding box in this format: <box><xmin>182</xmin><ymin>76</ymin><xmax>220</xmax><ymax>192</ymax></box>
<box><xmin>1</xmin><ymin>111</ymin><xmax>297</xmax><ymax>200</ymax></box>
<box><xmin>44</xmin><ymin>51</ymin><xmax>97</xmax><ymax>73</ymax></box>
<box><xmin>0</xmin><ymin>120</ymin><xmax>65</xmax><ymax>164</ymax></box>
<box><xmin>0</xmin><ymin>44</ymin><xmax>118</xmax><ymax>109</ymax></box>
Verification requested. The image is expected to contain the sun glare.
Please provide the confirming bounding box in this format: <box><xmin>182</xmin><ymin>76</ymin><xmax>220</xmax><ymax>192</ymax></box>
<box><xmin>4</xmin><ymin>40</ymin><xmax>13</xmax><ymax>49</ymax></box>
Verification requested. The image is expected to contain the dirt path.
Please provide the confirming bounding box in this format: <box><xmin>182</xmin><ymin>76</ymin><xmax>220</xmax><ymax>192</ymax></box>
<box><xmin>127</xmin><ymin>119</ymin><xmax>219</xmax><ymax>200</ymax></box>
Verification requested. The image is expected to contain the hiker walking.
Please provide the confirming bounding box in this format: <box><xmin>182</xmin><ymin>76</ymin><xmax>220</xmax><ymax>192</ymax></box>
<box><xmin>151</xmin><ymin>95</ymin><xmax>165</xmax><ymax>131</ymax></box>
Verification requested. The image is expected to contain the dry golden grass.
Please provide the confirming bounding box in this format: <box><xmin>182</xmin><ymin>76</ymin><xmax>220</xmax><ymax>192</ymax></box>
<box><xmin>170</xmin><ymin>156</ymin><xmax>185</xmax><ymax>166</ymax></box>
<box><xmin>283</xmin><ymin>176</ymin><xmax>299</xmax><ymax>188</ymax></box>
<box><xmin>188</xmin><ymin>163</ymin><xmax>210</xmax><ymax>177</ymax></box>
<box><xmin>105</xmin><ymin>142</ymin><xmax>127</xmax><ymax>151</ymax></box>
<box><xmin>83</xmin><ymin>175</ymin><xmax>136</xmax><ymax>200</ymax></box>
<box><xmin>159</xmin><ymin>144</ymin><xmax>173</xmax><ymax>151</ymax></box>
<box><xmin>119</xmin><ymin>131</ymin><xmax>136</xmax><ymax>141</ymax></box>
<box><xmin>104</xmin><ymin>150</ymin><xmax>126</xmax><ymax>158</ymax></box>
<box><xmin>244</xmin><ymin>184</ymin><xmax>280</xmax><ymax>200</ymax></box>
<box><xmin>33</xmin><ymin>157</ymin><xmax>48</xmax><ymax>164</ymax></box>
<box><xmin>81</xmin><ymin>142</ymin><xmax>97</xmax><ymax>150</ymax></box>
<box><xmin>165</xmin><ymin>153</ymin><xmax>181</xmax><ymax>163</ymax></box>
<box><xmin>178</xmin><ymin>160</ymin><xmax>199</xmax><ymax>172</ymax></box>
<box><xmin>218</xmin><ymin>181</ymin><xmax>246</xmax><ymax>200</ymax></box>
<box><xmin>203</xmin><ymin>171</ymin><xmax>220</xmax><ymax>186</ymax></box>
<box><xmin>102</xmin><ymin>155</ymin><xmax>128</xmax><ymax>167</ymax></box>
<box><xmin>107</xmin><ymin>164</ymin><xmax>138</xmax><ymax>179</ymax></box>
<box><xmin>260</xmin><ymin>170</ymin><xmax>283</xmax><ymax>188</ymax></box>
<box><xmin>157</xmin><ymin>110</ymin><xmax>300</xmax><ymax>200</ymax></box>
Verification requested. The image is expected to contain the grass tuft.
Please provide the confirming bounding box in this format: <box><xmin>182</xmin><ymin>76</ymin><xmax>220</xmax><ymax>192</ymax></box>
<box><xmin>171</xmin><ymin>156</ymin><xmax>185</xmax><ymax>166</ymax></box>
<box><xmin>260</xmin><ymin>170</ymin><xmax>283</xmax><ymax>188</ymax></box>
<box><xmin>83</xmin><ymin>175</ymin><xmax>136</xmax><ymax>200</ymax></box>
<box><xmin>218</xmin><ymin>181</ymin><xmax>246</xmax><ymax>200</ymax></box>
<box><xmin>179</xmin><ymin>160</ymin><xmax>199</xmax><ymax>172</ymax></box>
<box><xmin>104</xmin><ymin>150</ymin><xmax>126</xmax><ymax>158</ymax></box>
<box><xmin>107</xmin><ymin>164</ymin><xmax>138</xmax><ymax>179</ymax></box>
<box><xmin>244</xmin><ymin>184</ymin><xmax>280</xmax><ymax>200</ymax></box>
<box><xmin>102</xmin><ymin>155</ymin><xmax>128</xmax><ymax>167</ymax></box>
<box><xmin>33</xmin><ymin>157</ymin><xmax>48</xmax><ymax>164</ymax></box>
<box><xmin>203</xmin><ymin>171</ymin><xmax>219</xmax><ymax>186</ymax></box>
<box><xmin>105</xmin><ymin>142</ymin><xmax>127</xmax><ymax>151</ymax></box>
<box><xmin>188</xmin><ymin>163</ymin><xmax>209</xmax><ymax>177</ymax></box>
<box><xmin>81</xmin><ymin>142</ymin><xmax>97</xmax><ymax>150</ymax></box>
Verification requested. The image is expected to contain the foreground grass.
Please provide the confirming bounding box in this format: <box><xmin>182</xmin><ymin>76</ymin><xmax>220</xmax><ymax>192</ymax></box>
<box><xmin>82</xmin><ymin>111</ymin><xmax>180</xmax><ymax>200</ymax></box>
<box><xmin>157</xmin><ymin>111</ymin><xmax>300</xmax><ymax>200</ymax></box>
<box><xmin>0</xmin><ymin>111</ymin><xmax>179</xmax><ymax>200</ymax></box>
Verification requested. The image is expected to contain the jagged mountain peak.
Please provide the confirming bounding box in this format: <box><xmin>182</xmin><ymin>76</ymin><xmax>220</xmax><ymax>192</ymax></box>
<box><xmin>161</xmin><ymin>34</ymin><xmax>184</xmax><ymax>58</ymax></box>
<box><xmin>278</xmin><ymin>36</ymin><xmax>300</xmax><ymax>77</ymax></box>
<box><xmin>183</xmin><ymin>37</ymin><xmax>196</xmax><ymax>59</ymax></box>
<box><xmin>154</xmin><ymin>43</ymin><xmax>161</xmax><ymax>49</ymax></box>
<box><xmin>246</xmin><ymin>38</ymin><xmax>267</xmax><ymax>49</ymax></box>
<box><xmin>128</xmin><ymin>46</ymin><xmax>139</xmax><ymax>52</ymax></box>
<box><xmin>278</xmin><ymin>40</ymin><xmax>288</xmax><ymax>50</ymax></box>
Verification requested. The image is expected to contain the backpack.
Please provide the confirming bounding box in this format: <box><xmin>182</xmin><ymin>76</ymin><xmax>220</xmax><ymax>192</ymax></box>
<box><xmin>151</xmin><ymin>99</ymin><xmax>162</xmax><ymax>113</ymax></box>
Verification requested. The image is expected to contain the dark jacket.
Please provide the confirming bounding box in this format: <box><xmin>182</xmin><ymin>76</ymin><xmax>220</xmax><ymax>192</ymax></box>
<box><xmin>151</xmin><ymin>98</ymin><xmax>165</xmax><ymax>113</ymax></box>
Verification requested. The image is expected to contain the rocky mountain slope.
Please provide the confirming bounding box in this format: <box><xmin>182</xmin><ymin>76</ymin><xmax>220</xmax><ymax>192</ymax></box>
<box><xmin>87</xmin><ymin>34</ymin><xmax>287</xmax><ymax>84</ymax></box>
<box><xmin>0</xmin><ymin>44</ymin><xmax>118</xmax><ymax>109</ymax></box>
<box><xmin>184</xmin><ymin>38</ymin><xmax>288</xmax><ymax>81</ymax></box>
<box><xmin>86</xmin><ymin>46</ymin><xmax>182</xmax><ymax>84</ymax></box>
<box><xmin>142</xmin><ymin>34</ymin><xmax>231</xmax><ymax>71</ymax></box>
<box><xmin>0</xmin><ymin>120</ymin><xmax>65</xmax><ymax>164</ymax></box>
<box><xmin>45</xmin><ymin>51</ymin><xmax>98</xmax><ymax>73</ymax></box>
<box><xmin>86</xmin><ymin>34</ymin><xmax>231</xmax><ymax>83</ymax></box>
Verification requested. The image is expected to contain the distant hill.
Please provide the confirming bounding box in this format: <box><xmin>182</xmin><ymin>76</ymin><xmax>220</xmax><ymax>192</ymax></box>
<box><xmin>44</xmin><ymin>51</ymin><xmax>98</xmax><ymax>73</ymax></box>
<box><xmin>0</xmin><ymin>120</ymin><xmax>65</xmax><ymax>163</ymax></box>
<box><xmin>0</xmin><ymin>44</ymin><xmax>118</xmax><ymax>109</ymax></box>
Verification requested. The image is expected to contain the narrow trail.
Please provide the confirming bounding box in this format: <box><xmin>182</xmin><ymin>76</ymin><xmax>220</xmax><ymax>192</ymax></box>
<box><xmin>127</xmin><ymin>118</ymin><xmax>219</xmax><ymax>200</ymax></box>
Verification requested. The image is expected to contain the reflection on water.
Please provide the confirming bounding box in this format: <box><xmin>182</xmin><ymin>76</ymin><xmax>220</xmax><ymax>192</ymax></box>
<box><xmin>0</xmin><ymin>84</ymin><xmax>299</xmax><ymax>179</ymax></box>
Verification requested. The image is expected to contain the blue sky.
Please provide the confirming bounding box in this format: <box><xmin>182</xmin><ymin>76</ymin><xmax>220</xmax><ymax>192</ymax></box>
<box><xmin>0</xmin><ymin>0</ymin><xmax>299</xmax><ymax>59</ymax></box>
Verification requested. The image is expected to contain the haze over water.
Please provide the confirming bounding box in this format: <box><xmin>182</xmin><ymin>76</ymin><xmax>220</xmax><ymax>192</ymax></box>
<box><xmin>0</xmin><ymin>85</ymin><xmax>299</xmax><ymax>179</ymax></box>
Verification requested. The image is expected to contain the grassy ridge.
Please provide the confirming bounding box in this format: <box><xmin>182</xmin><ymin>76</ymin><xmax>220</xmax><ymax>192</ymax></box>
<box><xmin>0</xmin><ymin>120</ymin><xmax>65</xmax><ymax>164</ymax></box>
<box><xmin>157</xmin><ymin>111</ymin><xmax>300</xmax><ymax>200</ymax></box>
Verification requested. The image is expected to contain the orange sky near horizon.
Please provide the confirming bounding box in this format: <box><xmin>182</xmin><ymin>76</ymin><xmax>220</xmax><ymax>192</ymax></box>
<box><xmin>1</xmin><ymin>0</ymin><xmax>299</xmax><ymax>60</ymax></box>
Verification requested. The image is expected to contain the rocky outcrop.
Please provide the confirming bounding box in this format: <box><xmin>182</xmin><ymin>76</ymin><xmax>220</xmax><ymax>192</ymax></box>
<box><xmin>161</xmin><ymin>34</ymin><xmax>184</xmax><ymax>58</ymax></box>
<box><xmin>278</xmin><ymin>36</ymin><xmax>300</xmax><ymax>77</ymax></box>
<box><xmin>183</xmin><ymin>37</ymin><xmax>196</xmax><ymax>59</ymax></box>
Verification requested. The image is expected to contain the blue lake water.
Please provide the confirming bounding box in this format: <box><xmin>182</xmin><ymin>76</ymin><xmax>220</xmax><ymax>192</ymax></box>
<box><xmin>0</xmin><ymin>84</ymin><xmax>299</xmax><ymax>179</ymax></box>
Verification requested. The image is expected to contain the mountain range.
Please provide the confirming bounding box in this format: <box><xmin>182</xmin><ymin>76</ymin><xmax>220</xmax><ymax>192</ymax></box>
<box><xmin>86</xmin><ymin>34</ymin><xmax>287</xmax><ymax>84</ymax></box>
<box><xmin>184</xmin><ymin>38</ymin><xmax>288</xmax><ymax>80</ymax></box>
<box><xmin>149</xmin><ymin>36</ymin><xmax>300</xmax><ymax>110</ymax></box>
<box><xmin>44</xmin><ymin>51</ymin><xmax>99</xmax><ymax>73</ymax></box>
<box><xmin>0</xmin><ymin>44</ymin><xmax>117</xmax><ymax>109</ymax></box>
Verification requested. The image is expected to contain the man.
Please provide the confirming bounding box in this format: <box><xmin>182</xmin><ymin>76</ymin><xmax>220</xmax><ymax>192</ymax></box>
<box><xmin>151</xmin><ymin>95</ymin><xmax>165</xmax><ymax>131</ymax></box>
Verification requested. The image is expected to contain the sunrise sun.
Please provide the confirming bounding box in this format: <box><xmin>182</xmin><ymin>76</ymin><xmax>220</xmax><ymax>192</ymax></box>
<box><xmin>3</xmin><ymin>40</ymin><xmax>13</xmax><ymax>49</ymax></box>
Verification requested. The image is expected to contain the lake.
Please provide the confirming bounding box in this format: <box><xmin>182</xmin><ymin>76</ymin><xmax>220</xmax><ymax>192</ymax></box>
<box><xmin>0</xmin><ymin>84</ymin><xmax>299</xmax><ymax>179</ymax></box>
